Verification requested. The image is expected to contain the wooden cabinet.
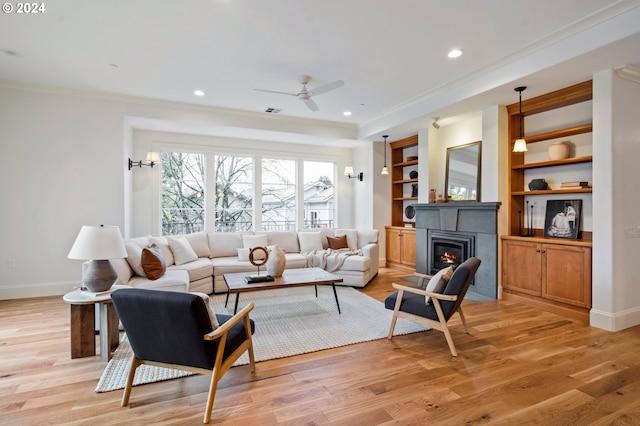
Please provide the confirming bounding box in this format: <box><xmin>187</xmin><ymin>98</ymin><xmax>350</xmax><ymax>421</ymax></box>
<box><xmin>385</xmin><ymin>226</ymin><xmax>416</xmax><ymax>269</ymax></box>
<box><xmin>502</xmin><ymin>237</ymin><xmax>592</xmax><ymax>321</ymax></box>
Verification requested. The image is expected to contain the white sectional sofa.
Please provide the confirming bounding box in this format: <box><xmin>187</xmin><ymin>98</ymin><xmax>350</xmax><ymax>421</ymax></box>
<box><xmin>110</xmin><ymin>228</ymin><xmax>379</xmax><ymax>294</ymax></box>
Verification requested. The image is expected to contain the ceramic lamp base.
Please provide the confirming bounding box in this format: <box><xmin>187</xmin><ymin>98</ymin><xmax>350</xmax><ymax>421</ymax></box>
<box><xmin>83</xmin><ymin>259</ymin><xmax>117</xmax><ymax>293</ymax></box>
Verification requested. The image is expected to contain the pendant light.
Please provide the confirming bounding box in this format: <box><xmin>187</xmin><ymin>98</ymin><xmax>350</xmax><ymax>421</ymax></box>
<box><xmin>381</xmin><ymin>135</ymin><xmax>389</xmax><ymax>175</ymax></box>
<box><xmin>513</xmin><ymin>86</ymin><xmax>528</xmax><ymax>152</ymax></box>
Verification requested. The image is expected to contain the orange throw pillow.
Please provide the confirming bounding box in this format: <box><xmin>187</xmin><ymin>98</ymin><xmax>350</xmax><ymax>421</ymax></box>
<box><xmin>141</xmin><ymin>244</ymin><xmax>166</xmax><ymax>280</ymax></box>
<box><xmin>327</xmin><ymin>235</ymin><xmax>349</xmax><ymax>250</ymax></box>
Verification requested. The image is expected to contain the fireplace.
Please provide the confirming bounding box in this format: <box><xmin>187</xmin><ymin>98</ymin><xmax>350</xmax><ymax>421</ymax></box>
<box><xmin>414</xmin><ymin>202</ymin><xmax>500</xmax><ymax>299</ymax></box>
<box><xmin>429</xmin><ymin>231</ymin><xmax>475</xmax><ymax>274</ymax></box>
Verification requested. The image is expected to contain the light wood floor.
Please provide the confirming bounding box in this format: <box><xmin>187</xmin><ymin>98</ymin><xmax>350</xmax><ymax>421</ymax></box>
<box><xmin>2</xmin><ymin>268</ymin><xmax>640</xmax><ymax>425</ymax></box>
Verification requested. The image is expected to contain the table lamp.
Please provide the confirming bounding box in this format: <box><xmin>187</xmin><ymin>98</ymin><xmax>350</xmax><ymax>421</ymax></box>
<box><xmin>68</xmin><ymin>225</ymin><xmax>127</xmax><ymax>293</ymax></box>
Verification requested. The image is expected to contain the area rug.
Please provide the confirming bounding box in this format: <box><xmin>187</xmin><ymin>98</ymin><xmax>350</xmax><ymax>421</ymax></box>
<box><xmin>96</xmin><ymin>286</ymin><xmax>429</xmax><ymax>393</ymax></box>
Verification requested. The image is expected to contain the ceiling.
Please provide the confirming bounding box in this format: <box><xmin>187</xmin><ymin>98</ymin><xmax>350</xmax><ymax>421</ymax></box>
<box><xmin>2</xmin><ymin>0</ymin><xmax>640</xmax><ymax>144</ymax></box>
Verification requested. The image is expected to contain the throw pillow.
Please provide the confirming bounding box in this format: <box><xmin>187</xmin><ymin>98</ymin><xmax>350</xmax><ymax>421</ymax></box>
<box><xmin>237</xmin><ymin>247</ymin><xmax>250</xmax><ymax>261</ymax></box>
<box><xmin>298</xmin><ymin>231</ymin><xmax>323</xmax><ymax>253</ymax></box>
<box><xmin>242</xmin><ymin>234</ymin><xmax>268</xmax><ymax>259</ymax></box>
<box><xmin>193</xmin><ymin>292</ymin><xmax>219</xmax><ymax>330</ymax></box>
<box><xmin>141</xmin><ymin>244</ymin><xmax>166</xmax><ymax>280</ymax></box>
<box><xmin>167</xmin><ymin>236</ymin><xmax>199</xmax><ymax>265</ymax></box>
<box><xmin>335</xmin><ymin>229</ymin><xmax>358</xmax><ymax>250</ymax></box>
<box><xmin>424</xmin><ymin>266</ymin><xmax>454</xmax><ymax>305</ymax></box>
<box><xmin>149</xmin><ymin>236</ymin><xmax>175</xmax><ymax>266</ymax></box>
<box><xmin>327</xmin><ymin>235</ymin><xmax>349</xmax><ymax>250</ymax></box>
<box><xmin>124</xmin><ymin>242</ymin><xmax>146</xmax><ymax>277</ymax></box>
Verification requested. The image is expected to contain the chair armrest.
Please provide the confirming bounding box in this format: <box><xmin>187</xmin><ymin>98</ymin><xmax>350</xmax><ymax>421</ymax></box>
<box><xmin>413</xmin><ymin>272</ymin><xmax>433</xmax><ymax>280</ymax></box>
<box><xmin>392</xmin><ymin>283</ymin><xmax>458</xmax><ymax>301</ymax></box>
<box><xmin>203</xmin><ymin>303</ymin><xmax>254</xmax><ymax>340</ymax></box>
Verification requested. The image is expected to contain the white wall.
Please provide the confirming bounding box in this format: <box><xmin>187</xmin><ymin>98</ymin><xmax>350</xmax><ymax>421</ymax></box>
<box><xmin>0</xmin><ymin>85</ymin><xmax>360</xmax><ymax>299</ymax></box>
<box><xmin>591</xmin><ymin>68</ymin><xmax>640</xmax><ymax>330</ymax></box>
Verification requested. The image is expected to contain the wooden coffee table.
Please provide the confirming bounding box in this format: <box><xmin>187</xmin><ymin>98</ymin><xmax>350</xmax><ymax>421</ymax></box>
<box><xmin>223</xmin><ymin>267</ymin><xmax>344</xmax><ymax>314</ymax></box>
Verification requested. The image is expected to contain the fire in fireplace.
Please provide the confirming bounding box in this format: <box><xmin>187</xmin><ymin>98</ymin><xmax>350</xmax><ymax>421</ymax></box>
<box><xmin>429</xmin><ymin>231</ymin><xmax>475</xmax><ymax>274</ymax></box>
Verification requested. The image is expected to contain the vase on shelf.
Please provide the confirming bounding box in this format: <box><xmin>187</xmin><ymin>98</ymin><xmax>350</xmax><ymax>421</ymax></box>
<box><xmin>528</xmin><ymin>179</ymin><xmax>548</xmax><ymax>191</ymax></box>
<box><xmin>548</xmin><ymin>141</ymin><xmax>570</xmax><ymax>161</ymax></box>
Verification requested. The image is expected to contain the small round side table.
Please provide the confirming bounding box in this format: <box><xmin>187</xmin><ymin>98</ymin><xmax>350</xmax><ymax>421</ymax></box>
<box><xmin>63</xmin><ymin>288</ymin><xmax>120</xmax><ymax>361</ymax></box>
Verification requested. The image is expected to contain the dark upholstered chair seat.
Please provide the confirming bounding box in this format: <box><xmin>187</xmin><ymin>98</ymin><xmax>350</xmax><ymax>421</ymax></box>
<box><xmin>111</xmin><ymin>289</ymin><xmax>256</xmax><ymax>424</ymax></box>
<box><xmin>385</xmin><ymin>257</ymin><xmax>481</xmax><ymax>356</ymax></box>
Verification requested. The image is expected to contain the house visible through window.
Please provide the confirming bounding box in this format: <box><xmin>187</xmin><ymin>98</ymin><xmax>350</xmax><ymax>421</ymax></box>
<box><xmin>161</xmin><ymin>153</ymin><xmax>335</xmax><ymax>235</ymax></box>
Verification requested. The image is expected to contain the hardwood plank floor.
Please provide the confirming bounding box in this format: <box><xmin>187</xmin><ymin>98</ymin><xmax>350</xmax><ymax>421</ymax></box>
<box><xmin>2</xmin><ymin>268</ymin><xmax>640</xmax><ymax>425</ymax></box>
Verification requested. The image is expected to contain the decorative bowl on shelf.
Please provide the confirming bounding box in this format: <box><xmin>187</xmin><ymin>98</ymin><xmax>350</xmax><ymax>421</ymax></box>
<box><xmin>409</xmin><ymin>170</ymin><xmax>418</xmax><ymax>179</ymax></box>
<box><xmin>528</xmin><ymin>178</ymin><xmax>548</xmax><ymax>191</ymax></box>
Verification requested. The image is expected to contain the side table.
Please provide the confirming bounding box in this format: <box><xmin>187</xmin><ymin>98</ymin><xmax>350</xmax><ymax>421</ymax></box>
<box><xmin>63</xmin><ymin>288</ymin><xmax>121</xmax><ymax>361</ymax></box>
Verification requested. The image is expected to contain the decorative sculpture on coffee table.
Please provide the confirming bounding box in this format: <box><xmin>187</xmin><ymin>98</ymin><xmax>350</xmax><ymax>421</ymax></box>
<box><xmin>266</xmin><ymin>245</ymin><xmax>286</xmax><ymax>277</ymax></box>
<box><xmin>246</xmin><ymin>246</ymin><xmax>274</xmax><ymax>283</ymax></box>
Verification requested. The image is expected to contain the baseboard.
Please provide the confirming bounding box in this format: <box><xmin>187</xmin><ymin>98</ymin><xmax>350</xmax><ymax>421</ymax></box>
<box><xmin>0</xmin><ymin>280</ymin><xmax>78</xmax><ymax>300</ymax></box>
<box><xmin>590</xmin><ymin>306</ymin><xmax>640</xmax><ymax>331</ymax></box>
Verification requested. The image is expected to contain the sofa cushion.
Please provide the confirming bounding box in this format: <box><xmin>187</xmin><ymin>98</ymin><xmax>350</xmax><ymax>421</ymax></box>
<box><xmin>358</xmin><ymin>229</ymin><xmax>379</xmax><ymax>247</ymax></box>
<box><xmin>337</xmin><ymin>254</ymin><xmax>371</xmax><ymax>272</ymax></box>
<box><xmin>149</xmin><ymin>236</ymin><xmax>175</xmax><ymax>266</ymax></box>
<box><xmin>263</xmin><ymin>231</ymin><xmax>300</xmax><ymax>253</ymax></box>
<box><xmin>243</xmin><ymin>234</ymin><xmax>268</xmax><ymax>249</ymax></box>
<box><xmin>124</xmin><ymin>242</ymin><xmax>146</xmax><ymax>277</ymax></box>
<box><xmin>298</xmin><ymin>231</ymin><xmax>323</xmax><ymax>253</ymax></box>
<box><xmin>126</xmin><ymin>269</ymin><xmax>189</xmax><ymax>292</ymax></box>
<box><xmin>237</xmin><ymin>247</ymin><xmax>250</xmax><ymax>261</ymax></box>
<box><xmin>208</xmin><ymin>232</ymin><xmax>245</xmax><ymax>258</ymax></box>
<box><xmin>168</xmin><ymin>258</ymin><xmax>213</xmax><ymax>282</ymax></box>
<box><xmin>183</xmin><ymin>231</ymin><xmax>210</xmax><ymax>258</ymax></box>
<box><xmin>334</xmin><ymin>229</ymin><xmax>358</xmax><ymax>250</ymax></box>
<box><xmin>327</xmin><ymin>235</ymin><xmax>348</xmax><ymax>250</ymax></box>
<box><xmin>167</xmin><ymin>236</ymin><xmax>199</xmax><ymax>265</ymax></box>
<box><xmin>141</xmin><ymin>244</ymin><xmax>166</xmax><ymax>280</ymax></box>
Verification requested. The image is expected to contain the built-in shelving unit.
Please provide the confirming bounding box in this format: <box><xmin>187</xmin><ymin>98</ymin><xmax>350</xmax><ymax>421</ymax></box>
<box><xmin>502</xmin><ymin>80</ymin><xmax>593</xmax><ymax>322</ymax></box>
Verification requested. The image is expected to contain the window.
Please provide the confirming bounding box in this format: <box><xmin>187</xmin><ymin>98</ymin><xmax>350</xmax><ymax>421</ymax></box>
<box><xmin>161</xmin><ymin>152</ymin><xmax>205</xmax><ymax>235</ymax></box>
<box><xmin>161</xmin><ymin>152</ymin><xmax>335</xmax><ymax>234</ymax></box>
<box><xmin>262</xmin><ymin>158</ymin><xmax>295</xmax><ymax>230</ymax></box>
<box><xmin>303</xmin><ymin>161</ymin><xmax>334</xmax><ymax>228</ymax></box>
<box><xmin>214</xmin><ymin>155</ymin><xmax>253</xmax><ymax>232</ymax></box>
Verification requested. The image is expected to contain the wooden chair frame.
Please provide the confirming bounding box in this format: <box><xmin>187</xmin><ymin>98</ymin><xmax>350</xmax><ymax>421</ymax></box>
<box><xmin>121</xmin><ymin>303</ymin><xmax>256</xmax><ymax>424</ymax></box>
<box><xmin>387</xmin><ymin>283</ymin><xmax>469</xmax><ymax>357</ymax></box>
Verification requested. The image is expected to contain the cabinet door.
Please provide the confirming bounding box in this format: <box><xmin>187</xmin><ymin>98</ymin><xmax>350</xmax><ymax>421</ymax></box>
<box><xmin>502</xmin><ymin>240</ymin><xmax>542</xmax><ymax>296</ymax></box>
<box><xmin>401</xmin><ymin>229</ymin><xmax>416</xmax><ymax>266</ymax></box>
<box><xmin>543</xmin><ymin>244</ymin><xmax>592</xmax><ymax>308</ymax></box>
<box><xmin>386</xmin><ymin>228</ymin><xmax>402</xmax><ymax>264</ymax></box>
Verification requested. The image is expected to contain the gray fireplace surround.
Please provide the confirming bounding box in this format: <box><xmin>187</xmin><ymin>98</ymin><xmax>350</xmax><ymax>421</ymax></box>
<box><xmin>414</xmin><ymin>201</ymin><xmax>500</xmax><ymax>299</ymax></box>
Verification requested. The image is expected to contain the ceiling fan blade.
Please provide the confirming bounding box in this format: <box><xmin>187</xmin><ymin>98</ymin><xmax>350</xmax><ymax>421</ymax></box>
<box><xmin>309</xmin><ymin>80</ymin><xmax>344</xmax><ymax>96</ymax></box>
<box><xmin>254</xmin><ymin>88</ymin><xmax>298</xmax><ymax>96</ymax></box>
<box><xmin>304</xmin><ymin>98</ymin><xmax>319</xmax><ymax>111</ymax></box>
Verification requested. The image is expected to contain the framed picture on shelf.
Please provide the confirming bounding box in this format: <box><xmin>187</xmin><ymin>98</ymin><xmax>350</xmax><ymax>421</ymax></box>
<box><xmin>544</xmin><ymin>199</ymin><xmax>582</xmax><ymax>239</ymax></box>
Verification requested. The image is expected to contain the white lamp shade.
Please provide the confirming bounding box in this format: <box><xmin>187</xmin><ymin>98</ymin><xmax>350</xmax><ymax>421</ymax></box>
<box><xmin>344</xmin><ymin>166</ymin><xmax>354</xmax><ymax>176</ymax></box>
<box><xmin>513</xmin><ymin>138</ymin><xmax>528</xmax><ymax>152</ymax></box>
<box><xmin>381</xmin><ymin>166</ymin><xmax>389</xmax><ymax>175</ymax></box>
<box><xmin>146</xmin><ymin>151</ymin><xmax>160</xmax><ymax>162</ymax></box>
<box><xmin>68</xmin><ymin>225</ymin><xmax>127</xmax><ymax>260</ymax></box>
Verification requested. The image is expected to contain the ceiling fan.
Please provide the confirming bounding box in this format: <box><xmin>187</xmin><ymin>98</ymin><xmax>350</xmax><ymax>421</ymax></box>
<box><xmin>254</xmin><ymin>75</ymin><xmax>344</xmax><ymax>111</ymax></box>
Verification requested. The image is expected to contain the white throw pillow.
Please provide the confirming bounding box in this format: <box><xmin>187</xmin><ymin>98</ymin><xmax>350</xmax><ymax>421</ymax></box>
<box><xmin>124</xmin><ymin>242</ymin><xmax>146</xmax><ymax>277</ymax></box>
<box><xmin>149</xmin><ymin>236</ymin><xmax>175</xmax><ymax>266</ymax></box>
<box><xmin>237</xmin><ymin>248</ymin><xmax>250</xmax><ymax>261</ymax></box>
<box><xmin>167</xmin><ymin>236</ymin><xmax>199</xmax><ymax>265</ymax></box>
<box><xmin>424</xmin><ymin>266</ymin><xmax>454</xmax><ymax>305</ymax></box>
<box><xmin>193</xmin><ymin>292</ymin><xmax>219</xmax><ymax>330</ymax></box>
<box><xmin>298</xmin><ymin>231</ymin><xmax>323</xmax><ymax>253</ymax></box>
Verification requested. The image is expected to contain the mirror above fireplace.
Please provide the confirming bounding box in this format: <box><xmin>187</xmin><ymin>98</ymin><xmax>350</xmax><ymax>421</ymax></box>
<box><xmin>445</xmin><ymin>141</ymin><xmax>481</xmax><ymax>201</ymax></box>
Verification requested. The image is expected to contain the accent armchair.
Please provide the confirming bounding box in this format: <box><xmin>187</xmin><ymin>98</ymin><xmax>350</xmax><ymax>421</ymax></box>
<box><xmin>385</xmin><ymin>257</ymin><xmax>481</xmax><ymax>356</ymax></box>
<box><xmin>111</xmin><ymin>288</ymin><xmax>256</xmax><ymax>424</ymax></box>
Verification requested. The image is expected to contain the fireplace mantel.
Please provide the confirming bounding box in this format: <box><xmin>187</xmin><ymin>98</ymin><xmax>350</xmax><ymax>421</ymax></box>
<box><xmin>414</xmin><ymin>202</ymin><xmax>500</xmax><ymax>299</ymax></box>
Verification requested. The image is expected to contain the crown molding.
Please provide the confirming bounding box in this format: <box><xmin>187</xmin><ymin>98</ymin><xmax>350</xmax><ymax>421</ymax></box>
<box><xmin>616</xmin><ymin>64</ymin><xmax>640</xmax><ymax>84</ymax></box>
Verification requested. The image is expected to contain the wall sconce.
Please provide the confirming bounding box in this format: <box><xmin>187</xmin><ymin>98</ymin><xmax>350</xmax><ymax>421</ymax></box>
<box><xmin>344</xmin><ymin>166</ymin><xmax>363</xmax><ymax>181</ymax></box>
<box><xmin>381</xmin><ymin>135</ymin><xmax>389</xmax><ymax>175</ymax></box>
<box><xmin>128</xmin><ymin>151</ymin><xmax>160</xmax><ymax>170</ymax></box>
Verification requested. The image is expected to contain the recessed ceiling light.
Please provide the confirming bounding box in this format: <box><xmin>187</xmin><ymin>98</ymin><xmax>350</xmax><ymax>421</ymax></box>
<box><xmin>109</xmin><ymin>63</ymin><xmax>119</xmax><ymax>68</ymax></box>
<box><xmin>194</xmin><ymin>90</ymin><xmax>205</xmax><ymax>96</ymax></box>
<box><xmin>343</xmin><ymin>111</ymin><xmax>352</xmax><ymax>116</ymax></box>
<box><xmin>448</xmin><ymin>49</ymin><xmax>463</xmax><ymax>59</ymax></box>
